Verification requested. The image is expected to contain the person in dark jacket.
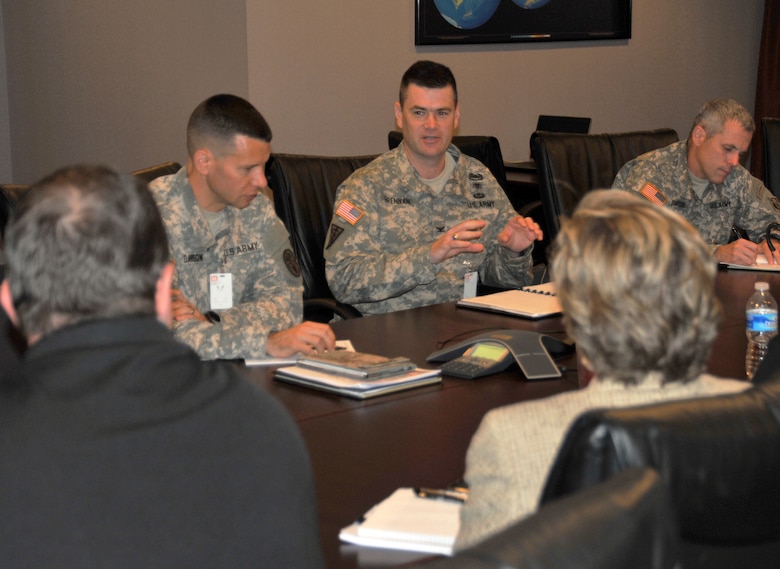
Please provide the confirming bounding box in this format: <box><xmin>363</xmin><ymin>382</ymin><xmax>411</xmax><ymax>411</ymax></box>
<box><xmin>0</xmin><ymin>165</ymin><xmax>323</xmax><ymax>568</ymax></box>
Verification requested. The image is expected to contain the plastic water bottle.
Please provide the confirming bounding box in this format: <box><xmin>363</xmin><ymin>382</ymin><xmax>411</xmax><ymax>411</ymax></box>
<box><xmin>745</xmin><ymin>282</ymin><xmax>778</xmax><ymax>380</ymax></box>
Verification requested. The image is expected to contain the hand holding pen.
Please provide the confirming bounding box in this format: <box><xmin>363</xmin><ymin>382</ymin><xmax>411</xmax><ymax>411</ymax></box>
<box><xmin>719</xmin><ymin>224</ymin><xmax>780</xmax><ymax>265</ymax></box>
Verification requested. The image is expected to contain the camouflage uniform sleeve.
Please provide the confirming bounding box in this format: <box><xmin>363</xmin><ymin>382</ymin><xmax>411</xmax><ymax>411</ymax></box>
<box><xmin>734</xmin><ymin>176</ymin><xmax>780</xmax><ymax>242</ymax></box>
<box><xmin>611</xmin><ymin>157</ymin><xmax>661</xmax><ymax>194</ymax></box>
<box><xmin>324</xmin><ymin>170</ymin><xmax>440</xmax><ymax>306</ymax></box>
<box><xmin>152</xmin><ymin>173</ymin><xmax>302</xmax><ymax>360</ymax></box>
<box><xmin>475</xmin><ymin>169</ymin><xmax>534</xmax><ymax>288</ymax></box>
<box><xmin>610</xmin><ymin>143</ymin><xmax>686</xmax><ymax>197</ymax></box>
<box><xmin>174</xmin><ymin>214</ymin><xmax>302</xmax><ymax>360</ymax></box>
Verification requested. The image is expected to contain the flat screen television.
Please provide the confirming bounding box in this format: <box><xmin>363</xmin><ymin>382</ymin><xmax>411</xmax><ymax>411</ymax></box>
<box><xmin>416</xmin><ymin>0</ymin><xmax>632</xmax><ymax>46</ymax></box>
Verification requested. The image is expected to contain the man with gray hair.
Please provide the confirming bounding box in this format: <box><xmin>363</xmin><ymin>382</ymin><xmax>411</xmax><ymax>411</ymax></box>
<box><xmin>613</xmin><ymin>98</ymin><xmax>780</xmax><ymax>265</ymax></box>
<box><xmin>0</xmin><ymin>165</ymin><xmax>323</xmax><ymax>567</ymax></box>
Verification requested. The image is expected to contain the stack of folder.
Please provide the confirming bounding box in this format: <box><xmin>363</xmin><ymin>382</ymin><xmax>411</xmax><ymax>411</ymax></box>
<box><xmin>274</xmin><ymin>350</ymin><xmax>441</xmax><ymax>399</ymax></box>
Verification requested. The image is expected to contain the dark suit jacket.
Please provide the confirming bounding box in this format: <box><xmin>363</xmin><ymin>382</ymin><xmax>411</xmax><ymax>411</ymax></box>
<box><xmin>0</xmin><ymin>316</ymin><xmax>323</xmax><ymax>568</ymax></box>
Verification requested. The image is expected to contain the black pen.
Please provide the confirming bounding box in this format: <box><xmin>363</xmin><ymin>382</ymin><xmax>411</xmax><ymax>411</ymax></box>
<box><xmin>413</xmin><ymin>487</ymin><xmax>468</xmax><ymax>503</ymax></box>
<box><xmin>731</xmin><ymin>225</ymin><xmax>751</xmax><ymax>242</ymax></box>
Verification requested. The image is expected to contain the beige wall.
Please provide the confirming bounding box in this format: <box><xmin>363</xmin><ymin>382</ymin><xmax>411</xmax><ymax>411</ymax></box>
<box><xmin>247</xmin><ymin>1</ymin><xmax>765</xmax><ymax>161</ymax></box>
<box><xmin>3</xmin><ymin>0</ymin><xmax>248</xmax><ymax>183</ymax></box>
<box><xmin>0</xmin><ymin>0</ymin><xmax>766</xmax><ymax>182</ymax></box>
<box><xmin>0</xmin><ymin>3</ymin><xmax>10</xmax><ymax>182</ymax></box>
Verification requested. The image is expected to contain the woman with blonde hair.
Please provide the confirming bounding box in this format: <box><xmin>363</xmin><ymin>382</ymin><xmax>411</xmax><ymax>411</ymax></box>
<box><xmin>455</xmin><ymin>189</ymin><xmax>750</xmax><ymax>551</ymax></box>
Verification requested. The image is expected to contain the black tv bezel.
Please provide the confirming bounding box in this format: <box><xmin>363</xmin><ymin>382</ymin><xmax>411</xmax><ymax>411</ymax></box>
<box><xmin>415</xmin><ymin>0</ymin><xmax>632</xmax><ymax>46</ymax></box>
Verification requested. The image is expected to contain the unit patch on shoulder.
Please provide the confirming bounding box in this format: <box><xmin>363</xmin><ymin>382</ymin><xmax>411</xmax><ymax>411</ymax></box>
<box><xmin>639</xmin><ymin>183</ymin><xmax>668</xmax><ymax>205</ymax></box>
<box><xmin>283</xmin><ymin>249</ymin><xmax>301</xmax><ymax>278</ymax></box>
<box><xmin>325</xmin><ymin>224</ymin><xmax>345</xmax><ymax>249</ymax></box>
<box><xmin>335</xmin><ymin>199</ymin><xmax>364</xmax><ymax>225</ymax></box>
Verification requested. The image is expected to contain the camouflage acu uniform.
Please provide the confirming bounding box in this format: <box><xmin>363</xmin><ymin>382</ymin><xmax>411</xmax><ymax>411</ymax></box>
<box><xmin>613</xmin><ymin>141</ymin><xmax>780</xmax><ymax>248</ymax></box>
<box><xmin>150</xmin><ymin>168</ymin><xmax>302</xmax><ymax>359</ymax></box>
<box><xmin>324</xmin><ymin>143</ymin><xmax>533</xmax><ymax>315</ymax></box>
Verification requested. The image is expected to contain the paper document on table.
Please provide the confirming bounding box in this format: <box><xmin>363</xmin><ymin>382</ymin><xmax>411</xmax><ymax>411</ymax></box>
<box><xmin>339</xmin><ymin>488</ymin><xmax>461</xmax><ymax>555</ymax></box>
<box><xmin>726</xmin><ymin>254</ymin><xmax>780</xmax><ymax>272</ymax></box>
<box><xmin>244</xmin><ymin>340</ymin><xmax>355</xmax><ymax>366</ymax></box>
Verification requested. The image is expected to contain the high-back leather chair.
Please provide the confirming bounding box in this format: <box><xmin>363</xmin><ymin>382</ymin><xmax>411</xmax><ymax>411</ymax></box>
<box><xmin>388</xmin><ymin>131</ymin><xmax>509</xmax><ymax>193</ymax></box>
<box><xmin>1</xmin><ymin>162</ymin><xmax>181</xmax><ymax>242</ymax></box>
<box><xmin>266</xmin><ymin>153</ymin><xmax>376</xmax><ymax>322</ymax></box>
<box><xmin>541</xmin><ymin>375</ymin><xmax>780</xmax><ymax>569</ymax></box>
<box><xmin>0</xmin><ymin>184</ymin><xmax>30</xmax><ymax>247</ymax></box>
<box><xmin>530</xmin><ymin>129</ymin><xmax>679</xmax><ymax>243</ymax></box>
<box><xmin>762</xmin><ymin>117</ymin><xmax>780</xmax><ymax>198</ymax></box>
<box><xmin>0</xmin><ymin>186</ymin><xmax>26</xmax><ymax>375</ymax></box>
<box><xmin>2</xmin><ymin>162</ymin><xmax>181</xmax><ymax>251</ymax></box>
<box><xmin>418</xmin><ymin>468</ymin><xmax>678</xmax><ymax>569</ymax></box>
<box><xmin>131</xmin><ymin>161</ymin><xmax>181</xmax><ymax>184</ymax></box>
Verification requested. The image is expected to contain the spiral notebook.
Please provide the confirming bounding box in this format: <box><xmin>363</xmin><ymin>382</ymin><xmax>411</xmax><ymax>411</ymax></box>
<box><xmin>456</xmin><ymin>282</ymin><xmax>561</xmax><ymax>319</ymax></box>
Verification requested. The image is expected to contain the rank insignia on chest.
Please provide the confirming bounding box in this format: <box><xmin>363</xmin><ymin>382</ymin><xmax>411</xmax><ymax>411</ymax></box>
<box><xmin>639</xmin><ymin>183</ymin><xmax>667</xmax><ymax>205</ymax></box>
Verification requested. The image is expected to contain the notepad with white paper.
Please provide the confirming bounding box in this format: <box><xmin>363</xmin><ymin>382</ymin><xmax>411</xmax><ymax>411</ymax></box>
<box><xmin>339</xmin><ymin>488</ymin><xmax>461</xmax><ymax>555</ymax></box>
<box><xmin>456</xmin><ymin>282</ymin><xmax>562</xmax><ymax>319</ymax></box>
<box><xmin>726</xmin><ymin>254</ymin><xmax>780</xmax><ymax>272</ymax></box>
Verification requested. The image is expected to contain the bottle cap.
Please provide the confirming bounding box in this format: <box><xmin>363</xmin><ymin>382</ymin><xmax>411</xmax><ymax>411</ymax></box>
<box><xmin>755</xmin><ymin>282</ymin><xmax>769</xmax><ymax>291</ymax></box>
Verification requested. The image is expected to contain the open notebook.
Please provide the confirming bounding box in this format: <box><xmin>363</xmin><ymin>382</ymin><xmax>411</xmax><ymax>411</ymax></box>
<box><xmin>339</xmin><ymin>488</ymin><xmax>461</xmax><ymax>555</ymax></box>
<box><xmin>456</xmin><ymin>282</ymin><xmax>562</xmax><ymax>319</ymax></box>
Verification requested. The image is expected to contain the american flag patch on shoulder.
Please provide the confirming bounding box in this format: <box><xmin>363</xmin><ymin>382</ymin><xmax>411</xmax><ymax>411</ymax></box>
<box><xmin>639</xmin><ymin>183</ymin><xmax>667</xmax><ymax>205</ymax></box>
<box><xmin>335</xmin><ymin>199</ymin><xmax>364</xmax><ymax>225</ymax></box>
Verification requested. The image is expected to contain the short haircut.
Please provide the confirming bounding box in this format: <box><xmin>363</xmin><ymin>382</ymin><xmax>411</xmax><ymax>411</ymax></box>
<box><xmin>186</xmin><ymin>94</ymin><xmax>273</xmax><ymax>158</ymax></box>
<box><xmin>688</xmin><ymin>98</ymin><xmax>755</xmax><ymax>140</ymax></box>
<box><xmin>399</xmin><ymin>60</ymin><xmax>458</xmax><ymax>107</ymax></box>
<box><xmin>4</xmin><ymin>165</ymin><xmax>170</xmax><ymax>338</ymax></box>
<box><xmin>550</xmin><ymin>190</ymin><xmax>720</xmax><ymax>386</ymax></box>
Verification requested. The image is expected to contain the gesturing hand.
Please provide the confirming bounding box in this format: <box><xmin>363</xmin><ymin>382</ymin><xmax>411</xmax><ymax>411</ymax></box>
<box><xmin>430</xmin><ymin>219</ymin><xmax>487</xmax><ymax>264</ymax></box>
<box><xmin>497</xmin><ymin>216</ymin><xmax>543</xmax><ymax>253</ymax></box>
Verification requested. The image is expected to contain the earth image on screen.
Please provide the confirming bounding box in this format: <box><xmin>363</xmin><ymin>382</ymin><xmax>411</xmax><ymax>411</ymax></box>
<box><xmin>432</xmin><ymin>0</ymin><xmax>501</xmax><ymax>29</ymax></box>
<box><xmin>512</xmin><ymin>0</ymin><xmax>551</xmax><ymax>8</ymax></box>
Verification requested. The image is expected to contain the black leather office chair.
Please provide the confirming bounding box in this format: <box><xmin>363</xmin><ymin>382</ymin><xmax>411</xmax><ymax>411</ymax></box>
<box><xmin>131</xmin><ymin>161</ymin><xmax>181</xmax><ymax>183</ymax></box>
<box><xmin>388</xmin><ymin>131</ymin><xmax>509</xmax><ymax>193</ymax></box>
<box><xmin>530</xmin><ymin>128</ymin><xmax>679</xmax><ymax>243</ymax></box>
<box><xmin>266</xmin><ymin>153</ymin><xmax>377</xmax><ymax>323</ymax></box>
<box><xmin>1</xmin><ymin>162</ymin><xmax>180</xmax><ymax>244</ymax></box>
<box><xmin>0</xmin><ymin>187</ymin><xmax>25</xmax><ymax>374</ymax></box>
<box><xmin>418</xmin><ymin>468</ymin><xmax>678</xmax><ymax>569</ymax></box>
<box><xmin>0</xmin><ymin>184</ymin><xmax>29</xmax><ymax>246</ymax></box>
<box><xmin>541</xmin><ymin>374</ymin><xmax>780</xmax><ymax>569</ymax></box>
<box><xmin>761</xmin><ymin>117</ymin><xmax>780</xmax><ymax>198</ymax></box>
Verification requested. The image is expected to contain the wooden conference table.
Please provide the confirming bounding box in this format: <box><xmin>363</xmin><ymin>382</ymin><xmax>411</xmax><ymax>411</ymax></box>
<box><xmin>238</xmin><ymin>268</ymin><xmax>780</xmax><ymax>569</ymax></box>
